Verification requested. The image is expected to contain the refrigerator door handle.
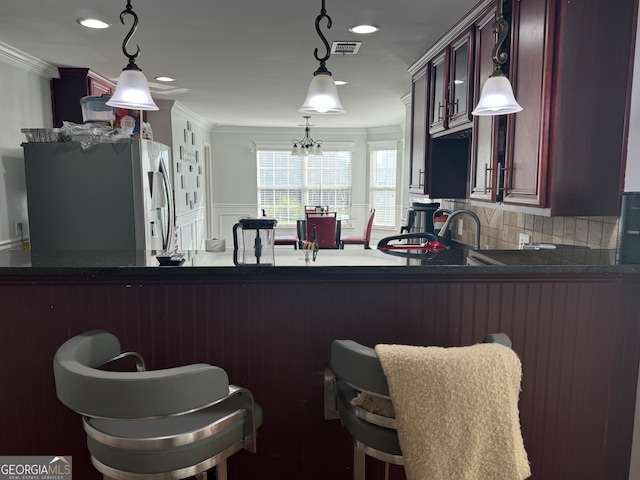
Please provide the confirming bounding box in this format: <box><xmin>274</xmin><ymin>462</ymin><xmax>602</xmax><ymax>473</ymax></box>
<box><xmin>159</xmin><ymin>160</ymin><xmax>175</xmax><ymax>252</ymax></box>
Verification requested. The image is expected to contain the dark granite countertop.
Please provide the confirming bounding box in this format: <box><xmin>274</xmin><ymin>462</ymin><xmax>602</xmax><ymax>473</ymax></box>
<box><xmin>0</xmin><ymin>246</ymin><xmax>638</xmax><ymax>277</ymax></box>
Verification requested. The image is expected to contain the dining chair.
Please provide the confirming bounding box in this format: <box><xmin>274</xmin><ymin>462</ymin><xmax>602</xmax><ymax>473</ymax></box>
<box><xmin>53</xmin><ymin>329</ymin><xmax>261</xmax><ymax>480</ymax></box>
<box><xmin>324</xmin><ymin>333</ymin><xmax>527</xmax><ymax>480</ymax></box>
<box><xmin>274</xmin><ymin>232</ymin><xmax>299</xmax><ymax>249</ymax></box>
<box><xmin>340</xmin><ymin>208</ymin><xmax>375</xmax><ymax>249</ymax></box>
<box><xmin>306</xmin><ymin>212</ymin><xmax>340</xmax><ymax>249</ymax></box>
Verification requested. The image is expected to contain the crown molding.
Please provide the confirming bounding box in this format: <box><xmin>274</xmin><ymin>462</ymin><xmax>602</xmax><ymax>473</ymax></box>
<box><xmin>253</xmin><ymin>140</ymin><xmax>357</xmax><ymax>151</ymax></box>
<box><xmin>211</xmin><ymin>125</ymin><xmax>371</xmax><ymax>135</ymax></box>
<box><xmin>153</xmin><ymin>98</ymin><xmax>214</xmax><ymax>132</ymax></box>
<box><xmin>0</xmin><ymin>42</ymin><xmax>59</xmax><ymax>79</ymax></box>
<box><xmin>365</xmin><ymin>125</ymin><xmax>403</xmax><ymax>136</ymax></box>
<box><xmin>171</xmin><ymin>101</ymin><xmax>214</xmax><ymax>132</ymax></box>
<box><xmin>408</xmin><ymin>0</ymin><xmax>494</xmax><ymax>76</ymax></box>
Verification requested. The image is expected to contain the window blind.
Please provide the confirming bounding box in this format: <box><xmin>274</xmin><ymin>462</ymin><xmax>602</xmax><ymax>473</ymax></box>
<box><xmin>257</xmin><ymin>150</ymin><xmax>352</xmax><ymax>224</ymax></box>
<box><xmin>369</xmin><ymin>149</ymin><xmax>397</xmax><ymax>227</ymax></box>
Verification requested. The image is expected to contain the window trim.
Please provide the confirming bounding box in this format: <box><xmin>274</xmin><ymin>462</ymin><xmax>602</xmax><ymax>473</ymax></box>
<box><xmin>368</xmin><ymin>143</ymin><xmax>398</xmax><ymax>228</ymax></box>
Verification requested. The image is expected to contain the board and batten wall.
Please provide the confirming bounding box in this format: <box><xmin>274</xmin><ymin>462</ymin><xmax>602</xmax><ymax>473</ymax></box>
<box><xmin>0</xmin><ymin>271</ymin><xmax>639</xmax><ymax>480</ymax></box>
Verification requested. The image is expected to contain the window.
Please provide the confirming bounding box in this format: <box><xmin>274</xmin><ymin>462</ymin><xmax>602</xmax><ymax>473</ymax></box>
<box><xmin>257</xmin><ymin>150</ymin><xmax>352</xmax><ymax>224</ymax></box>
<box><xmin>369</xmin><ymin>148</ymin><xmax>397</xmax><ymax>227</ymax></box>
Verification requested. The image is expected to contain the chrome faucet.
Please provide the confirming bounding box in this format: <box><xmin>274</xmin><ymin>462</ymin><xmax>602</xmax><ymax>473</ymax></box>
<box><xmin>436</xmin><ymin>209</ymin><xmax>481</xmax><ymax>250</ymax></box>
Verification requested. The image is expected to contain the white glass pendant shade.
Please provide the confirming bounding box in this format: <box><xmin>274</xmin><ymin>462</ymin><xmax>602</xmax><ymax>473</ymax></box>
<box><xmin>299</xmin><ymin>73</ymin><xmax>345</xmax><ymax>114</ymax></box>
<box><xmin>472</xmin><ymin>72</ymin><xmax>522</xmax><ymax>116</ymax></box>
<box><xmin>291</xmin><ymin>144</ymin><xmax>301</xmax><ymax>156</ymax></box>
<box><xmin>106</xmin><ymin>69</ymin><xmax>159</xmax><ymax>111</ymax></box>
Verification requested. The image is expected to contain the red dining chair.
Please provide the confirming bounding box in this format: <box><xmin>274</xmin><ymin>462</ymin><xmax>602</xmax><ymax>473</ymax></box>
<box><xmin>340</xmin><ymin>209</ymin><xmax>375</xmax><ymax>249</ymax></box>
<box><xmin>306</xmin><ymin>212</ymin><xmax>339</xmax><ymax>249</ymax></box>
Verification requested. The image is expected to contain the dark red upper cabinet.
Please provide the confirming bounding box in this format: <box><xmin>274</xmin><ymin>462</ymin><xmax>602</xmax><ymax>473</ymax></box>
<box><xmin>51</xmin><ymin>68</ymin><xmax>115</xmax><ymax>127</ymax></box>
<box><xmin>429</xmin><ymin>29</ymin><xmax>475</xmax><ymax>135</ymax></box>
<box><xmin>409</xmin><ymin>68</ymin><xmax>429</xmax><ymax>194</ymax></box>
<box><xmin>503</xmin><ymin>0</ymin><xmax>634</xmax><ymax>215</ymax></box>
<box><xmin>470</xmin><ymin>5</ymin><xmax>500</xmax><ymax>203</ymax></box>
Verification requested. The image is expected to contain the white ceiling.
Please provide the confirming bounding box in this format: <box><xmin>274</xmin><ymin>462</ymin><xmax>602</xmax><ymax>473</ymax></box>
<box><xmin>0</xmin><ymin>0</ymin><xmax>479</xmax><ymax>129</ymax></box>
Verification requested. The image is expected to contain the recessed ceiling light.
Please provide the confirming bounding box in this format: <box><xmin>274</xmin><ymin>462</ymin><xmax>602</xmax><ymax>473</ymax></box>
<box><xmin>349</xmin><ymin>25</ymin><xmax>379</xmax><ymax>34</ymax></box>
<box><xmin>334</xmin><ymin>80</ymin><xmax>348</xmax><ymax>86</ymax></box>
<box><xmin>78</xmin><ymin>18</ymin><xmax>110</xmax><ymax>29</ymax></box>
<box><xmin>155</xmin><ymin>76</ymin><xmax>176</xmax><ymax>82</ymax></box>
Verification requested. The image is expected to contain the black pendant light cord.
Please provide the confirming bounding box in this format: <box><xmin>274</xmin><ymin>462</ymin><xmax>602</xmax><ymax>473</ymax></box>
<box><xmin>119</xmin><ymin>0</ymin><xmax>141</xmax><ymax>71</ymax></box>
<box><xmin>313</xmin><ymin>0</ymin><xmax>332</xmax><ymax>75</ymax></box>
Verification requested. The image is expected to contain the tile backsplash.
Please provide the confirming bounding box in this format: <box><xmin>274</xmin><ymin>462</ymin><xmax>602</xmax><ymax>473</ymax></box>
<box><xmin>440</xmin><ymin>200</ymin><xmax>619</xmax><ymax>250</ymax></box>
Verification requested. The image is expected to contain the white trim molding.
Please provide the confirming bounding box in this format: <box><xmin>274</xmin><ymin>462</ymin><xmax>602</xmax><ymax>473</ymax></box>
<box><xmin>367</xmin><ymin>140</ymin><xmax>400</xmax><ymax>150</ymax></box>
<box><xmin>153</xmin><ymin>99</ymin><xmax>215</xmax><ymax>132</ymax></box>
<box><xmin>0</xmin><ymin>41</ymin><xmax>59</xmax><ymax>79</ymax></box>
<box><xmin>254</xmin><ymin>140</ymin><xmax>356</xmax><ymax>151</ymax></box>
<box><xmin>408</xmin><ymin>0</ymin><xmax>494</xmax><ymax>75</ymax></box>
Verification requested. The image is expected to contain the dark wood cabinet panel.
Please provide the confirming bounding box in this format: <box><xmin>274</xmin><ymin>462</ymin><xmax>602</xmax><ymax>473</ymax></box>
<box><xmin>429</xmin><ymin>30</ymin><xmax>475</xmax><ymax>135</ymax></box>
<box><xmin>504</xmin><ymin>0</ymin><xmax>635</xmax><ymax>215</ymax></box>
<box><xmin>503</xmin><ymin>0</ymin><xmax>549</xmax><ymax>207</ymax></box>
<box><xmin>470</xmin><ymin>6</ymin><xmax>500</xmax><ymax>202</ymax></box>
<box><xmin>408</xmin><ymin>29</ymin><xmax>474</xmax><ymax>199</ymax></box>
<box><xmin>409</xmin><ymin>68</ymin><xmax>428</xmax><ymax>194</ymax></box>
<box><xmin>428</xmin><ymin>51</ymin><xmax>448</xmax><ymax>133</ymax></box>
<box><xmin>0</xmin><ymin>271</ymin><xmax>638</xmax><ymax>480</ymax></box>
<box><xmin>51</xmin><ymin>67</ymin><xmax>115</xmax><ymax>127</ymax></box>
<box><xmin>447</xmin><ymin>30</ymin><xmax>475</xmax><ymax>129</ymax></box>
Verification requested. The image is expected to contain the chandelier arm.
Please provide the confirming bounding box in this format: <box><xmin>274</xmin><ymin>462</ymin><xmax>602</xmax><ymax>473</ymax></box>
<box><xmin>119</xmin><ymin>0</ymin><xmax>141</xmax><ymax>65</ymax></box>
<box><xmin>313</xmin><ymin>0</ymin><xmax>332</xmax><ymax>65</ymax></box>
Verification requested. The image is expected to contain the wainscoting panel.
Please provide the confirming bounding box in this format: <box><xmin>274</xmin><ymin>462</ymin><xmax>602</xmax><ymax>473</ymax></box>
<box><xmin>0</xmin><ymin>272</ymin><xmax>638</xmax><ymax>480</ymax></box>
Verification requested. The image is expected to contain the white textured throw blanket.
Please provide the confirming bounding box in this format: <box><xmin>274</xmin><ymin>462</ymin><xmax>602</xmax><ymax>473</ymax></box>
<box><xmin>375</xmin><ymin>343</ymin><xmax>531</xmax><ymax>480</ymax></box>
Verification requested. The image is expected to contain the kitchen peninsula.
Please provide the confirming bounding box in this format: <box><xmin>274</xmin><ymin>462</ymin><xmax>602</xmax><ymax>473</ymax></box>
<box><xmin>1</xmin><ymin>249</ymin><xmax>639</xmax><ymax>480</ymax></box>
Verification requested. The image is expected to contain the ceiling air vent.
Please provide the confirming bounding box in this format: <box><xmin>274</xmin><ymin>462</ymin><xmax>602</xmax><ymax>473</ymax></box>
<box><xmin>331</xmin><ymin>41</ymin><xmax>362</xmax><ymax>55</ymax></box>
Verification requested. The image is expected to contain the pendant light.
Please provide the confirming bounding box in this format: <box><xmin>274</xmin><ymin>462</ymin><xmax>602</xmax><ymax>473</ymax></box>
<box><xmin>106</xmin><ymin>0</ymin><xmax>158</xmax><ymax>111</ymax></box>
<box><xmin>299</xmin><ymin>0</ymin><xmax>345</xmax><ymax>115</ymax></box>
<box><xmin>291</xmin><ymin>116</ymin><xmax>323</xmax><ymax>157</ymax></box>
<box><xmin>471</xmin><ymin>0</ymin><xmax>522</xmax><ymax>116</ymax></box>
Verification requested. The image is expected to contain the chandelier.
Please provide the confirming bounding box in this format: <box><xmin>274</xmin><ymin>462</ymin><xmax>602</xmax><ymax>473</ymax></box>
<box><xmin>291</xmin><ymin>116</ymin><xmax>323</xmax><ymax>157</ymax></box>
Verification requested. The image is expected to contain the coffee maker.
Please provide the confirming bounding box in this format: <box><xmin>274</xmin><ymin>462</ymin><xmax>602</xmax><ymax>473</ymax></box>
<box><xmin>232</xmin><ymin>218</ymin><xmax>277</xmax><ymax>266</ymax></box>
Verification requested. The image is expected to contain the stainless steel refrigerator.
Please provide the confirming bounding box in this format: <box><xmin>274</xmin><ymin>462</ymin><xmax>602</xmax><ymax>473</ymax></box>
<box><xmin>23</xmin><ymin>139</ymin><xmax>174</xmax><ymax>252</ymax></box>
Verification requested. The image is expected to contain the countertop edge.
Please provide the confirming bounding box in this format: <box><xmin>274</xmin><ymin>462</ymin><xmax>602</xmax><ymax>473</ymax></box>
<box><xmin>1</xmin><ymin>264</ymin><xmax>639</xmax><ymax>278</ymax></box>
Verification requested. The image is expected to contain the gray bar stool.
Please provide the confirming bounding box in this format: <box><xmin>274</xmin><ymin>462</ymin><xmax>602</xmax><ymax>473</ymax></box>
<box><xmin>53</xmin><ymin>329</ymin><xmax>261</xmax><ymax>480</ymax></box>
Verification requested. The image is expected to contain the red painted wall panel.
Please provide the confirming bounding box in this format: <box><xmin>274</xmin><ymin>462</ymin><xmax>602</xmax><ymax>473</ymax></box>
<box><xmin>0</xmin><ymin>273</ymin><xmax>638</xmax><ymax>480</ymax></box>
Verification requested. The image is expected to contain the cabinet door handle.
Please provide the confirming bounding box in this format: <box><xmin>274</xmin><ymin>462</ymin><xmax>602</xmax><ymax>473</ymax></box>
<box><xmin>419</xmin><ymin>169</ymin><xmax>425</xmax><ymax>188</ymax></box>
<box><xmin>484</xmin><ymin>163</ymin><xmax>493</xmax><ymax>195</ymax></box>
<box><xmin>437</xmin><ymin>103</ymin><xmax>445</xmax><ymax>121</ymax></box>
<box><xmin>498</xmin><ymin>166</ymin><xmax>508</xmax><ymax>193</ymax></box>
